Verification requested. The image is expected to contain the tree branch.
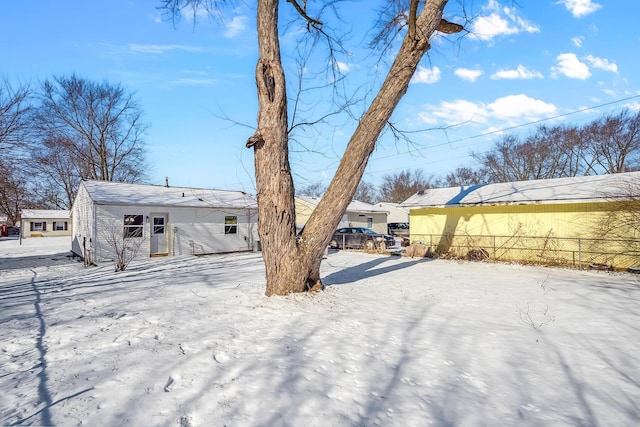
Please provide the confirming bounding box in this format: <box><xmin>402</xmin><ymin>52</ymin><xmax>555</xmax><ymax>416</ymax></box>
<box><xmin>286</xmin><ymin>0</ymin><xmax>322</xmax><ymax>31</ymax></box>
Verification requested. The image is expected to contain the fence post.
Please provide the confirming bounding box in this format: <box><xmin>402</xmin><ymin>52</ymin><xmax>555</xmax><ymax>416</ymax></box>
<box><xmin>493</xmin><ymin>235</ymin><xmax>496</xmax><ymax>260</ymax></box>
<box><xmin>578</xmin><ymin>238</ymin><xmax>582</xmax><ymax>270</ymax></box>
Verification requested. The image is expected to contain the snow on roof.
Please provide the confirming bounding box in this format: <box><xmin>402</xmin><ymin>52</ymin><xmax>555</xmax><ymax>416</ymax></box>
<box><xmin>21</xmin><ymin>209</ymin><xmax>71</xmax><ymax>219</ymax></box>
<box><xmin>81</xmin><ymin>180</ymin><xmax>257</xmax><ymax>209</ymax></box>
<box><xmin>402</xmin><ymin>172</ymin><xmax>640</xmax><ymax>208</ymax></box>
<box><xmin>297</xmin><ymin>196</ymin><xmax>388</xmax><ymax>214</ymax></box>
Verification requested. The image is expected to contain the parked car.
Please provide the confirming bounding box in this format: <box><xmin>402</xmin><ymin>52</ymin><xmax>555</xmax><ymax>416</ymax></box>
<box><xmin>387</xmin><ymin>222</ymin><xmax>409</xmax><ymax>238</ymax></box>
<box><xmin>329</xmin><ymin>227</ymin><xmax>395</xmax><ymax>250</ymax></box>
<box><xmin>387</xmin><ymin>222</ymin><xmax>410</xmax><ymax>246</ymax></box>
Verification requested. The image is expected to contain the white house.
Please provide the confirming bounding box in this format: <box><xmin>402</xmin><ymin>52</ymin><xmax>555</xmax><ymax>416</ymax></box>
<box><xmin>376</xmin><ymin>202</ymin><xmax>409</xmax><ymax>223</ymax></box>
<box><xmin>20</xmin><ymin>209</ymin><xmax>71</xmax><ymax>238</ymax></box>
<box><xmin>295</xmin><ymin>197</ymin><xmax>389</xmax><ymax>234</ymax></box>
<box><xmin>71</xmin><ymin>180</ymin><xmax>258</xmax><ymax>262</ymax></box>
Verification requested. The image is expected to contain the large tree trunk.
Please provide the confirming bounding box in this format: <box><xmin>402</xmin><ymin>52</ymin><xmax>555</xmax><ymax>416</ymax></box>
<box><xmin>252</xmin><ymin>0</ymin><xmax>458</xmax><ymax>296</ymax></box>
<box><xmin>252</xmin><ymin>0</ymin><xmax>307</xmax><ymax>296</ymax></box>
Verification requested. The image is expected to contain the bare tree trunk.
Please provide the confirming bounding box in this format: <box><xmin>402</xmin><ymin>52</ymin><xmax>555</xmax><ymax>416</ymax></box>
<box><xmin>252</xmin><ymin>0</ymin><xmax>459</xmax><ymax>296</ymax></box>
<box><xmin>252</xmin><ymin>0</ymin><xmax>308</xmax><ymax>296</ymax></box>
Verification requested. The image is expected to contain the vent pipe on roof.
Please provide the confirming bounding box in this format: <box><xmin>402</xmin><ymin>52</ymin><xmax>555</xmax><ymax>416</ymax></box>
<box><xmin>165</xmin><ymin>177</ymin><xmax>169</xmax><ymax>187</ymax></box>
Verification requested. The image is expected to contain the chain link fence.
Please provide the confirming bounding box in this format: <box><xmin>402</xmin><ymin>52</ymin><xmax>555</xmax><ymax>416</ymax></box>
<box><xmin>410</xmin><ymin>233</ymin><xmax>640</xmax><ymax>270</ymax></box>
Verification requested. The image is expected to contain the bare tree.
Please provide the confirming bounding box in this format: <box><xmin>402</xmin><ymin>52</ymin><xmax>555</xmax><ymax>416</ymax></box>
<box><xmin>0</xmin><ymin>161</ymin><xmax>37</xmax><ymax>225</ymax></box>
<box><xmin>33</xmin><ymin>74</ymin><xmax>149</xmax><ymax>205</ymax></box>
<box><xmin>161</xmin><ymin>0</ymin><xmax>463</xmax><ymax>295</ymax></box>
<box><xmin>100</xmin><ymin>219</ymin><xmax>147</xmax><ymax>272</ymax></box>
<box><xmin>436</xmin><ymin>166</ymin><xmax>488</xmax><ymax>187</ymax></box>
<box><xmin>32</xmin><ymin>134</ymin><xmax>87</xmax><ymax>208</ymax></box>
<box><xmin>379</xmin><ymin>169</ymin><xmax>432</xmax><ymax>203</ymax></box>
<box><xmin>297</xmin><ymin>182</ymin><xmax>326</xmax><ymax>198</ymax></box>
<box><xmin>473</xmin><ymin>111</ymin><xmax>640</xmax><ymax>184</ymax></box>
<box><xmin>354</xmin><ymin>180</ymin><xmax>377</xmax><ymax>204</ymax></box>
<box><xmin>585</xmin><ymin>109</ymin><xmax>640</xmax><ymax>174</ymax></box>
<box><xmin>473</xmin><ymin>127</ymin><xmax>588</xmax><ymax>183</ymax></box>
<box><xmin>0</xmin><ymin>78</ymin><xmax>31</xmax><ymax>155</ymax></box>
<box><xmin>0</xmin><ymin>79</ymin><xmax>34</xmax><ymax>222</ymax></box>
<box><xmin>595</xmin><ymin>180</ymin><xmax>640</xmax><ymax>263</ymax></box>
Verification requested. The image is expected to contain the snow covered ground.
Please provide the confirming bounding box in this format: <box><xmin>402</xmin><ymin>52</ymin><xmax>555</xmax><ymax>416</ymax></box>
<box><xmin>1</xmin><ymin>236</ymin><xmax>639</xmax><ymax>426</ymax></box>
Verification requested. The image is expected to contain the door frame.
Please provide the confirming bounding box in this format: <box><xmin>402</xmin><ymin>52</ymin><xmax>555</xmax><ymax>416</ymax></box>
<box><xmin>149</xmin><ymin>213</ymin><xmax>169</xmax><ymax>256</ymax></box>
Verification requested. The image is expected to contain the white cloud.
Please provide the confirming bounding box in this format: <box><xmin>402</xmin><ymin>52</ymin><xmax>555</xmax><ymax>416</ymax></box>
<box><xmin>625</xmin><ymin>101</ymin><xmax>640</xmax><ymax>112</ymax></box>
<box><xmin>488</xmin><ymin>94</ymin><xmax>557</xmax><ymax>121</ymax></box>
<box><xmin>336</xmin><ymin>61</ymin><xmax>351</xmax><ymax>73</ymax></box>
<box><xmin>224</xmin><ymin>15</ymin><xmax>248</xmax><ymax>38</ymax></box>
<box><xmin>412</xmin><ymin>66</ymin><xmax>441</xmax><ymax>84</ymax></box>
<box><xmin>128</xmin><ymin>44</ymin><xmax>204</xmax><ymax>54</ymax></box>
<box><xmin>418</xmin><ymin>94</ymin><xmax>557</xmax><ymax>127</ymax></box>
<box><xmin>454</xmin><ymin>68</ymin><xmax>484</xmax><ymax>82</ymax></box>
<box><xmin>174</xmin><ymin>78</ymin><xmax>218</xmax><ymax>85</ymax></box>
<box><xmin>584</xmin><ymin>55</ymin><xmax>618</xmax><ymax>73</ymax></box>
<box><xmin>419</xmin><ymin>99</ymin><xmax>484</xmax><ymax>125</ymax></box>
<box><xmin>470</xmin><ymin>0</ymin><xmax>539</xmax><ymax>42</ymax></box>
<box><xmin>491</xmin><ymin>65</ymin><xmax>543</xmax><ymax>80</ymax></box>
<box><xmin>557</xmin><ymin>0</ymin><xmax>602</xmax><ymax>18</ymax></box>
<box><xmin>551</xmin><ymin>53</ymin><xmax>591</xmax><ymax>79</ymax></box>
<box><xmin>572</xmin><ymin>36</ymin><xmax>584</xmax><ymax>47</ymax></box>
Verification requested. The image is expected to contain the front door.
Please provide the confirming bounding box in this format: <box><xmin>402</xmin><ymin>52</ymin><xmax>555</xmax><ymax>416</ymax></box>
<box><xmin>150</xmin><ymin>214</ymin><xmax>168</xmax><ymax>256</ymax></box>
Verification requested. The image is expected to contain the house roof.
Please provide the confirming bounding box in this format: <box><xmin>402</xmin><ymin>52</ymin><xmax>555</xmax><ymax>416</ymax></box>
<box><xmin>297</xmin><ymin>196</ymin><xmax>388</xmax><ymax>214</ymax></box>
<box><xmin>80</xmin><ymin>180</ymin><xmax>257</xmax><ymax>209</ymax></box>
<box><xmin>402</xmin><ymin>172</ymin><xmax>640</xmax><ymax>208</ymax></box>
<box><xmin>21</xmin><ymin>209</ymin><xmax>71</xmax><ymax>219</ymax></box>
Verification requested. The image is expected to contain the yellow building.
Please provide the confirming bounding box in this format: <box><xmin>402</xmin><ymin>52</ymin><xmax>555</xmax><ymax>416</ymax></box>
<box><xmin>20</xmin><ymin>209</ymin><xmax>72</xmax><ymax>238</ymax></box>
<box><xmin>402</xmin><ymin>172</ymin><xmax>640</xmax><ymax>269</ymax></box>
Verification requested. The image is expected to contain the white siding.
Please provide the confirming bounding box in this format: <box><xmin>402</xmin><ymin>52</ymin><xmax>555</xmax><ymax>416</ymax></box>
<box><xmin>71</xmin><ymin>184</ymin><xmax>96</xmax><ymax>258</ymax></box>
<box><xmin>346</xmin><ymin>212</ymin><xmax>388</xmax><ymax>234</ymax></box>
<box><xmin>91</xmin><ymin>204</ymin><xmax>258</xmax><ymax>262</ymax></box>
<box><xmin>378</xmin><ymin>203</ymin><xmax>409</xmax><ymax>223</ymax></box>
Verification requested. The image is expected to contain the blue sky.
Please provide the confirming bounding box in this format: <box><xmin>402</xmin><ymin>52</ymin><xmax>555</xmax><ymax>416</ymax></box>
<box><xmin>2</xmin><ymin>0</ymin><xmax>639</xmax><ymax>193</ymax></box>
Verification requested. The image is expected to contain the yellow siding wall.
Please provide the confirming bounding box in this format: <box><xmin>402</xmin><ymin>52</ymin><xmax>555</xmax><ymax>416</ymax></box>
<box><xmin>410</xmin><ymin>202</ymin><xmax>613</xmax><ymax>239</ymax></box>
<box><xmin>295</xmin><ymin>199</ymin><xmax>315</xmax><ymax>228</ymax></box>
<box><xmin>409</xmin><ymin>202</ymin><xmax>640</xmax><ymax>269</ymax></box>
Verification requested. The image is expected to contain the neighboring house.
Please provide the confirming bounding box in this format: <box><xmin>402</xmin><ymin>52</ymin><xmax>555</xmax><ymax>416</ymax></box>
<box><xmin>20</xmin><ymin>209</ymin><xmax>71</xmax><ymax>238</ymax></box>
<box><xmin>295</xmin><ymin>197</ymin><xmax>389</xmax><ymax>234</ymax></box>
<box><xmin>71</xmin><ymin>180</ymin><xmax>258</xmax><ymax>263</ymax></box>
<box><xmin>377</xmin><ymin>202</ymin><xmax>409</xmax><ymax>223</ymax></box>
<box><xmin>402</xmin><ymin>172</ymin><xmax>640</xmax><ymax>269</ymax></box>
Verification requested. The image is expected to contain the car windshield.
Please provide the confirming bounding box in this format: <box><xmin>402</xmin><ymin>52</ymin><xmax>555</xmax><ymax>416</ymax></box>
<box><xmin>360</xmin><ymin>228</ymin><xmax>377</xmax><ymax>234</ymax></box>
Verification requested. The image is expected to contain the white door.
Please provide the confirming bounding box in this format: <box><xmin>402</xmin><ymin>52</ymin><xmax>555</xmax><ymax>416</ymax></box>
<box><xmin>150</xmin><ymin>214</ymin><xmax>168</xmax><ymax>255</ymax></box>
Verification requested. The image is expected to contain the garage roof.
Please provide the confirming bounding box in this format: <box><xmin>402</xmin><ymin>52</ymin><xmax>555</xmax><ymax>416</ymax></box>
<box><xmin>402</xmin><ymin>172</ymin><xmax>640</xmax><ymax>208</ymax></box>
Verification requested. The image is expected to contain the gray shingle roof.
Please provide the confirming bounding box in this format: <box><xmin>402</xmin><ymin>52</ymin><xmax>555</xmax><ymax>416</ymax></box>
<box><xmin>402</xmin><ymin>172</ymin><xmax>640</xmax><ymax>208</ymax></box>
<box><xmin>81</xmin><ymin>180</ymin><xmax>257</xmax><ymax>209</ymax></box>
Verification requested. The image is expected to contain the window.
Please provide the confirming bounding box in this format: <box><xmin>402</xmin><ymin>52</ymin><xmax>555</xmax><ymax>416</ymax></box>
<box><xmin>53</xmin><ymin>221</ymin><xmax>68</xmax><ymax>231</ymax></box>
<box><xmin>224</xmin><ymin>216</ymin><xmax>238</xmax><ymax>234</ymax></box>
<box><xmin>123</xmin><ymin>215</ymin><xmax>143</xmax><ymax>238</ymax></box>
<box><xmin>367</xmin><ymin>217</ymin><xmax>373</xmax><ymax>228</ymax></box>
<box><xmin>30</xmin><ymin>222</ymin><xmax>45</xmax><ymax>231</ymax></box>
<box><xmin>153</xmin><ymin>217</ymin><xmax>165</xmax><ymax>235</ymax></box>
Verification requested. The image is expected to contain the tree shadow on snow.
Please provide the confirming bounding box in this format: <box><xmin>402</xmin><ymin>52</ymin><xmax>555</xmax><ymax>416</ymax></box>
<box><xmin>0</xmin><ymin>251</ymin><xmax>81</xmax><ymax>271</ymax></box>
<box><xmin>323</xmin><ymin>254</ymin><xmax>432</xmax><ymax>286</ymax></box>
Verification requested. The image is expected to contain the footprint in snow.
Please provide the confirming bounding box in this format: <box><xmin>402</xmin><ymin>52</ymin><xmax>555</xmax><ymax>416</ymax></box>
<box><xmin>213</xmin><ymin>351</ymin><xmax>230</xmax><ymax>363</ymax></box>
<box><xmin>164</xmin><ymin>375</ymin><xmax>177</xmax><ymax>392</ymax></box>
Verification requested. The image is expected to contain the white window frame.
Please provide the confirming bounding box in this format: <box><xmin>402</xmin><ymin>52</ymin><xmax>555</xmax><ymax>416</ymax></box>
<box><xmin>123</xmin><ymin>215</ymin><xmax>144</xmax><ymax>238</ymax></box>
